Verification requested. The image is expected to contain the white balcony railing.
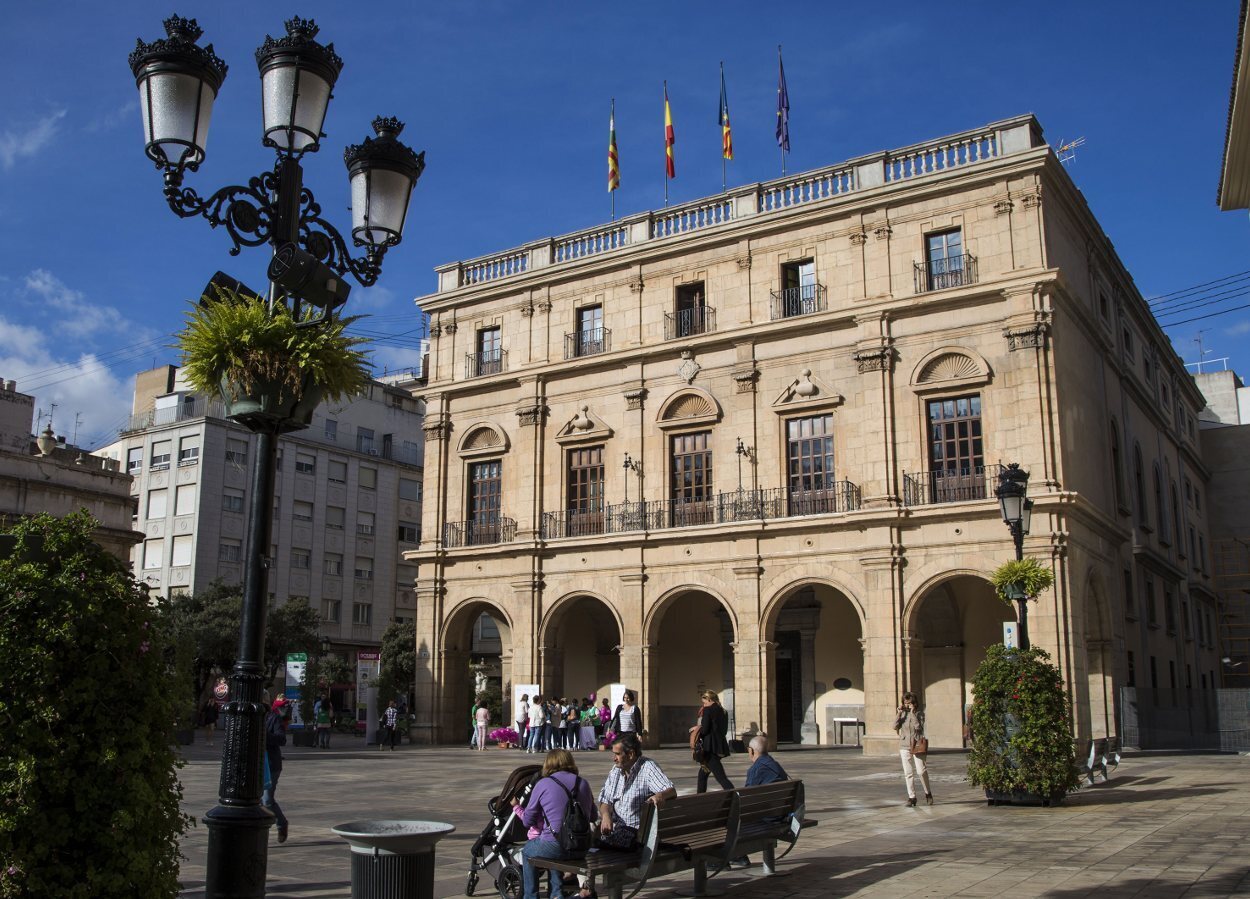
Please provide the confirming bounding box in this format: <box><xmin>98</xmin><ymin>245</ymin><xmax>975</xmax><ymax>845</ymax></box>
<box><xmin>432</xmin><ymin>115</ymin><xmax>1043</xmax><ymax>293</ymax></box>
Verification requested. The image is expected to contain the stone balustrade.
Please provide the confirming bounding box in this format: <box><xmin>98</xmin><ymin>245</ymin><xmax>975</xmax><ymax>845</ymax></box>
<box><xmin>433</xmin><ymin>115</ymin><xmax>1043</xmax><ymax>293</ymax></box>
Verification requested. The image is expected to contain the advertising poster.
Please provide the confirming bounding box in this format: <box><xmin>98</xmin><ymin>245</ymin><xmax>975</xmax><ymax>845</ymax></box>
<box><xmin>285</xmin><ymin>652</ymin><xmax>307</xmax><ymax>728</ymax></box>
<box><xmin>357</xmin><ymin>652</ymin><xmax>381</xmax><ymax>742</ymax></box>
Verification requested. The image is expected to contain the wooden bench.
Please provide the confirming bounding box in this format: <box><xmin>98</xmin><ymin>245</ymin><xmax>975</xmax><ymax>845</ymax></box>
<box><xmin>531</xmin><ymin>781</ymin><xmax>806</xmax><ymax>899</ymax></box>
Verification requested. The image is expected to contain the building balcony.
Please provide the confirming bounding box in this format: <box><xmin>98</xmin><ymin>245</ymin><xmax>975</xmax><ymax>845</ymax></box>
<box><xmin>539</xmin><ymin>483</ymin><xmax>862</xmax><ymax>540</ymax></box>
<box><xmin>902</xmin><ymin>464</ymin><xmax>1002</xmax><ymax>506</ymax></box>
<box><xmin>444</xmin><ymin>515</ymin><xmax>517</xmax><ymax>548</ymax></box>
<box><xmin>914</xmin><ymin>254</ymin><xmax>978</xmax><ymax>293</ymax></box>
<box><xmin>121</xmin><ymin>396</ymin><xmax>224</xmax><ymax>434</ymax></box>
<box><xmin>769</xmin><ymin>284</ymin><xmax>827</xmax><ymax>320</ymax></box>
<box><xmin>565</xmin><ymin>327</ymin><xmax>612</xmax><ymax>360</ymax></box>
<box><xmin>466</xmin><ymin>349</ymin><xmax>507</xmax><ymax>379</ymax></box>
<box><xmin>664</xmin><ymin>306</ymin><xmax>716</xmax><ymax>340</ymax></box>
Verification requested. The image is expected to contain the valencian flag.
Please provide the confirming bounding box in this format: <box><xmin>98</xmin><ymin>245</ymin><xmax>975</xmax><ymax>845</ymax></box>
<box><xmin>664</xmin><ymin>83</ymin><xmax>676</xmax><ymax>179</ymax></box>
<box><xmin>719</xmin><ymin>63</ymin><xmax>733</xmax><ymax>160</ymax></box>
<box><xmin>608</xmin><ymin>100</ymin><xmax>620</xmax><ymax>192</ymax></box>
<box><xmin>776</xmin><ymin>46</ymin><xmax>790</xmax><ymax>154</ymax></box>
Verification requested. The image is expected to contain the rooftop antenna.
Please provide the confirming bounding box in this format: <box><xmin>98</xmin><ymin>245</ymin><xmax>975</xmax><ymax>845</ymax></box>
<box><xmin>1055</xmin><ymin>136</ymin><xmax>1086</xmax><ymax>166</ymax></box>
<box><xmin>1193</xmin><ymin>330</ymin><xmax>1213</xmax><ymax>373</ymax></box>
<box><xmin>72</xmin><ymin>413</ymin><xmax>83</xmax><ymax>448</ymax></box>
<box><xmin>47</xmin><ymin>402</ymin><xmax>57</xmax><ymax>433</ymax></box>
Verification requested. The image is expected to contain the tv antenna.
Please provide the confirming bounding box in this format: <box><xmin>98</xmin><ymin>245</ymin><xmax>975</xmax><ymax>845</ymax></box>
<box><xmin>1193</xmin><ymin>330</ymin><xmax>1213</xmax><ymax>372</ymax></box>
<box><xmin>72</xmin><ymin>413</ymin><xmax>83</xmax><ymax>448</ymax></box>
<box><xmin>1055</xmin><ymin>136</ymin><xmax>1086</xmax><ymax>166</ymax></box>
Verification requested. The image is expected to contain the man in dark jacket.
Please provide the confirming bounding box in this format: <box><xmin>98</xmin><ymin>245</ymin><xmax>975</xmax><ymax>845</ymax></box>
<box><xmin>744</xmin><ymin>734</ymin><xmax>789</xmax><ymax>786</ymax></box>
<box><xmin>264</xmin><ymin>697</ymin><xmax>291</xmax><ymax>843</ymax></box>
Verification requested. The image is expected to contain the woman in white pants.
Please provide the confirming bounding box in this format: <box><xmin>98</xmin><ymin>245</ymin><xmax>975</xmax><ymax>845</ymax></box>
<box><xmin>894</xmin><ymin>691</ymin><xmax>932</xmax><ymax>807</ymax></box>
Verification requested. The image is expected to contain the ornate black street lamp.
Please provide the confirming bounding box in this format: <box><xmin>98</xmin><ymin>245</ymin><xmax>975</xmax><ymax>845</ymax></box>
<box><xmin>129</xmin><ymin>15</ymin><xmax>424</xmax><ymax>899</ymax></box>
<box><xmin>995</xmin><ymin>463</ymin><xmax>1035</xmax><ymax>650</ymax></box>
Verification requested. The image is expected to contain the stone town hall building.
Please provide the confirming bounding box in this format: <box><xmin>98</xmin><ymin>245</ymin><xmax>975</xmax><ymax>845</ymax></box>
<box><xmin>407</xmin><ymin>115</ymin><xmax>1221</xmax><ymax>755</ymax></box>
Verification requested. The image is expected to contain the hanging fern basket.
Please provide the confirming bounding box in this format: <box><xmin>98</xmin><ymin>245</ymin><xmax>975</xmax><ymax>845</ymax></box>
<box><xmin>220</xmin><ymin>372</ymin><xmax>323</xmax><ymax>434</ymax></box>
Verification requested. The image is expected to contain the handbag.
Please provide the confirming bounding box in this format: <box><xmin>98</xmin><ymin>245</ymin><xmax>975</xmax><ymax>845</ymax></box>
<box><xmin>911</xmin><ymin>736</ymin><xmax>929</xmax><ymax>754</ymax></box>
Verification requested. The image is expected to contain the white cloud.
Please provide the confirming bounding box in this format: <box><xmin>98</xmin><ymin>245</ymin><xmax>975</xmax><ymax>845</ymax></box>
<box><xmin>86</xmin><ymin>100</ymin><xmax>138</xmax><ymax>134</ymax></box>
<box><xmin>0</xmin><ymin>314</ymin><xmax>136</xmax><ymax>450</ymax></box>
<box><xmin>0</xmin><ymin>109</ymin><xmax>67</xmax><ymax>170</ymax></box>
<box><xmin>1226</xmin><ymin>319</ymin><xmax>1250</xmax><ymax>337</ymax></box>
<box><xmin>351</xmin><ymin>284</ymin><xmax>397</xmax><ymax>312</ymax></box>
<box><xmin>22</xmin><ymin>269</ymin><xmax>131</xmax><ymax>340</ymax></box>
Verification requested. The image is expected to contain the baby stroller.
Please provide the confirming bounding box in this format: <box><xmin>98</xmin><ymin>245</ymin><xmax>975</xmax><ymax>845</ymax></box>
<box><xmin>466</xmin><ymin>763</ymin><xmax>542</xmax><ymax>898</ymax></box>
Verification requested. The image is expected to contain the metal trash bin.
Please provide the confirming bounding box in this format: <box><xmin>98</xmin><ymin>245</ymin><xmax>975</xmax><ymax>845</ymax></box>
<box><xmin>332</xmin><ymin>820</ymin><xmax>455</xmax><ymax>899</ymax></box>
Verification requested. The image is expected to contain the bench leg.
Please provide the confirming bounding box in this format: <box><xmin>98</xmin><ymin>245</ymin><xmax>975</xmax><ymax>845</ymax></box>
<box><xmin>605</xmin><ymin>875</ymin><xmax>624</xmax><ymax>899</ymax></box>
<box><xmin>762</xmin><ymin>846</ymin><xmax>776</xmax><ymax>876</ymax></box>
<box><xmin>674</xmin><ymin>861</ymin><xmax>727</xmax><ymax>897</ymax></box>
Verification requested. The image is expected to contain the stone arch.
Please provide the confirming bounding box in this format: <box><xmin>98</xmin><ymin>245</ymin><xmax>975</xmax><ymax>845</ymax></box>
<box><xmin>655</xmin><ymin>387</ymin><xmax>722</xmax><ymax>428</ymax></box>
<box><xmin>538</xmin><ymin>592</ymin><xmax>623</xmax><ymax>706</ymax></box>
<box><xmin>908</xmin><ymin>346</ymin><xmax>992</xmax><ymax>391</ymax></box>
<box><xmin>762</xmin><ymin>578</ymin><xmax>866</xmax><ymax>745</ymax></box>
<box><xmin>438</xmin><ymin>598</ymin><xmax>514</xmax><ymax>743</ymax></box>
<box><xmin>905</xmin><ymin>571</ymin><xmax>1014</xmax><ymax>748</ymax></box>
<box><xmin>901</xmin><ymin>566</ymin><xmax>997</xmax><ymax>635</ymax></box>
<box><xmin>456</xmin><ymin>421</ymin><xmax>510</xmax><ymax>457</ymax></box>
<box><xmin>644</xmin><ymin>584</ymin><xmax>738</xmax><ymax>744</ymax></box>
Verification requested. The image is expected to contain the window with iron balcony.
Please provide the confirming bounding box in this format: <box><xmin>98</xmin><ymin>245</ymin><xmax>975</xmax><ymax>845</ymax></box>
<box><xmin>771</xmin><ymin>259</ymin><xmax>826</xmax><ymax>320</ymax></box>
<box><xmin>467</xmin><ymin>326</ymin><xmax>505</xmax><ymax>377</ymax></box>
<box><xmin>666</xmin><ymin>282</ymin><xmax>715</xmax><ymax>340</ymax></box>
<box><xmin>566</xmin><ymin>304</ymin><xmax>610</xmax><ymax>359</ymax></box>
<box><xmin>915</xmin><ymin>228</ymin><xmax>976</xmax><ymax>293</ymax></box>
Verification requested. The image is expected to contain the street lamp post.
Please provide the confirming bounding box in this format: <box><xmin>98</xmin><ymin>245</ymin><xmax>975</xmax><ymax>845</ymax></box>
<box><xmin>129</xmin><ymin>16</ymin><xmax>423</xmax><ymax>899</ymax></box>
<box><xmin>995</xmin><ymin>463</ymin><xmax>1035</xmax><ymax>650</ymax></box>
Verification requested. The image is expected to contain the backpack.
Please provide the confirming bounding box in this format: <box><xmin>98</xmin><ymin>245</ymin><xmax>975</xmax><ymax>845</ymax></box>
<box><xmin>551</xmin><ymin>775</ymin><xmax>593</xmax><ymax>854</ymax></box>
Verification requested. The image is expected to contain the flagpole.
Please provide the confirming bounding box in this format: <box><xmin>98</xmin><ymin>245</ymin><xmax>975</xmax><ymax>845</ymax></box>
<box><xmin>778</xmin><ymin>45</ymin><xmax>786</xmax><ymax>177</ymax></box>
<box><xmin>721</xmin><ymin>62</ymin><xmax>727</xmax><ymax>193</ymax></box>
<box><xmin>611</xmin><ymin>98</ymin><xmax>616</xmax><ymax>222</ymax></box>
<box><xmin>663</xmin><ymin>81</ymin><xmax>669</xmax><ymax>208</ymax></box>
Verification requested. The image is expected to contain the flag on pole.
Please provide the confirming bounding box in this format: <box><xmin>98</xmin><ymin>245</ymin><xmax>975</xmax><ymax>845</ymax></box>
<box><xmin>608</xmin><ymin>101</ymin><xmax>620</xmax><ymax>192</ymax></box>
<box><xmin>776</xmin><ymin>47</ymin><xmax>790</xmax><ymax>153</ymax></box>
<box><xmin>664</xmin><ymin>84</ymin><xmax>676</xmax><ymax>179</ymax></box>
<box><xmin>719</xmin><ymin>64</ymin><xmax>733</xmax><ymax>161</ymax></box>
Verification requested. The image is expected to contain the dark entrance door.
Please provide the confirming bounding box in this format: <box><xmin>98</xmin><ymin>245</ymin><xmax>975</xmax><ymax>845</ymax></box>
<box><xmin>773</xmin><ymin>631</ymin><xmax>802</xmax><ymax>742</ymax></box>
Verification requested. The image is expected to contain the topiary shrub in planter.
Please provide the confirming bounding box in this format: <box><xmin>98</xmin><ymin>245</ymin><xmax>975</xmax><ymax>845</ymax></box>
<box><xmin>177</xmin><ymin>288</ymin><xmax>370</xmax><ymax>432</ymax></box>
<box><xmin>990</xmin><ymin>557</ymin><xmax>1055</xmax><ymax>605</ymax></box>
<box><xmin>967</xmin><ymin>644</ymin><xmax>1080</xmax><ymax>807</ymax></box>
<box><xmin>0</xmin><ymin>512</ymin><xmax>191</xmax><ymax>898</ymax></box>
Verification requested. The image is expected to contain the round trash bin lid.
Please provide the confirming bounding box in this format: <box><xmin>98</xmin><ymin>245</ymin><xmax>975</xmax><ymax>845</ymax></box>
<box><xmin>331</xmin><ymin>820</ymin><xmax>456</xmax><ymax>855</ymax></box>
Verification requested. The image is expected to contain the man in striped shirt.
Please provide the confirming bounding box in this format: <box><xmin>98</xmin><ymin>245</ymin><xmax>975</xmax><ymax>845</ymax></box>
<box><xmin>381</xmin><ymin>699</ymin><xmax>400</xmax><ymax>751</ymax></box>
<box><xmin>596</xmin><ymin>732</ymin><xmax>676</xmax><ymax>849</ymax></box>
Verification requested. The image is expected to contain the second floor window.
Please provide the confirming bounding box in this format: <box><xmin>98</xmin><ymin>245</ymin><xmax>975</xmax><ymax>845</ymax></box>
<box><xmin>787</xmin><ymin>414</ymin><xmax>837</xmax><ymax>513</ymax></box>
<box><xmin>574</xmin><ymin>305</ymin><xmax>605</xmax><ymax>356</ymax></box>
<box><xmin>776</xmin><ymin>259</ymin><xmax>822</xmax><ymax>318</ymax></box>
<box><xmin>923</xmin><ymin>229</ymin><xmax>967</xmax><ymax>291</ymax></box>
<box><xmin>670</xmin><ymin>431</ymin><xmax>713</xmax><ymax>525</ymax></box>
<box><xmin>565</xmin><ymin>445</ymin><xmax>605</xmax><ymax>536</ymax></box>
<box><xmin>670</xmin><ymin>282</ymin><xmax>712</xmax><ymax>339</ymax></box>
<box><xmin>476</xmin><ymin>327</ymin><xmax>502</xmax><ymax>375</ymax></box>
<box><xmin>468</xmin><ymin>460</ymin><xmax>502</xmax><ymax>523</ymax></box>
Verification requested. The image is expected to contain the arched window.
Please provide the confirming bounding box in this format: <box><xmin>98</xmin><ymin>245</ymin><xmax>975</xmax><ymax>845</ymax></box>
<box><xmin>1133</xmin><ymin>444</ymin><xmax>1146</xmax><ymax>525</ymax></box>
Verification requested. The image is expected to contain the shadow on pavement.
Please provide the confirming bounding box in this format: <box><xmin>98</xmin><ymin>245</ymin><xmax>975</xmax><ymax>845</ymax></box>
<box><xmin>694</xmin><ymin>850</ymin><xmax>950</xmax><ymax>897</ymax></box>
<box><xmin>1064</xmin><ymin>784</ymin><xmax>1236</xmax><ymax>806</ymax></box>
<box><xmin>1041</xmin><ymin>868</ymin><xmax>1250</xmax><ymax>897</ymax></box>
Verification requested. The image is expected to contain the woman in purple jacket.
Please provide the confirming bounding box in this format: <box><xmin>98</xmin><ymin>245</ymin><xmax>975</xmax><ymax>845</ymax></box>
<box><xmin>513</xmin><ymin>748</ymin><xmax>595</xmax><ymax>899</ymax></box>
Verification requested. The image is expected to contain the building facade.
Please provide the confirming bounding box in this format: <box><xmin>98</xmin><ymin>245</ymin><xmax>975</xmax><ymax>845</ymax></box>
<box><xmin>408</xmin><ymin>115</ymin><xmax>1220</xmax><ymax>753</ymax></box>
<box><xmin>103</xmin><ymin>366</ymin><xmax>425</xmax><ymax>671</ymax></box>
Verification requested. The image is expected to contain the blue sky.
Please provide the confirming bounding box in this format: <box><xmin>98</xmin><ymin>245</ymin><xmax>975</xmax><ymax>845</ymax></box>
<box><xmin>1</xmin><ymin>1</ymin><xmax>1247</xmax><ymax>448</ymax></box>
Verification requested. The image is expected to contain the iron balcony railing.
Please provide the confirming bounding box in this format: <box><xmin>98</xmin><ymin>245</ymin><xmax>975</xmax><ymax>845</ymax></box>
<box><xmin>443</xmin><ymin>515</ymin><xmax>517</xmax><ymax>547</ymax></box>
<box><xmin>914</xmin><ymin>253</ymin><xmax>978</xmax><ymax>293</ymax></box>
<box><xmin>465</xmin><ymin>349</ymin><xmax>507</xmax><ymax>379</ymax></box>
<box><xmin>769</xmin><ymin>283</ymin><xmax>827</xmax><ymax>320</ymax></box>
<box><xmin>564</xmin><ymin>327</ymin><xmax>611</xmax><ymax>360</ymax></box>
<box><xmin>902</xmin><ymin>464</ymin><xmax>1003</xmax><ymax>506</ymax></box>
<box><xmin>540</xmin><ymin>483</ymin><xmax>862</xmax><ymax>538</ymax></box>
<box><xmin>664</xmin><ymin>306</ymin><xmax>716</xmax><ymax>340</ymax></box>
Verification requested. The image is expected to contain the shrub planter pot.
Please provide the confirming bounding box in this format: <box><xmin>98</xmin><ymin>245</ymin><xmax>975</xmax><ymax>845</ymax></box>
<box><xmin>985</xmin><ymin>789</ymin><xmax>1066</xmax><ymax>807</ymax></box>
<box><xmin>221</xmin><ymin>374</ymin><xmax>323</xmax><ymax>434</ymax></box>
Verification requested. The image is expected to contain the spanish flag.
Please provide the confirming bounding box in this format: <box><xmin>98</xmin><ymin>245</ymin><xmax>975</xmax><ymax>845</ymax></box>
<box><xmin>719</xmin><ymin>64</ymin><xmax>733</xmax><ymax>161</ymax></box>
<box><xmin>608</xmin><ymin>100</ymin><xmax>620</xmax><ymax>192</ymax></box>
<box><xmin>664</xmin><ymin>84</ymin><xmax>676</xmax><ymax>179</ymax></box>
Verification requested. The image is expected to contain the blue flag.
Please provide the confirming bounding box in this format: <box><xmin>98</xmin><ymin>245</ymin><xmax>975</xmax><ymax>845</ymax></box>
<box><xmin>776</xmin><ymin>50</ymin><xmax>790</xmax><ymax>153</ymax></box>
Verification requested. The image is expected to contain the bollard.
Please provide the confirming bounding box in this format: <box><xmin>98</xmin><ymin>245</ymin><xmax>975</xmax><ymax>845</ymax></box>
<box><xmin>331</xmin><ymin>820</ymin><xmax>455</xmax><ymax>899</ymax></box>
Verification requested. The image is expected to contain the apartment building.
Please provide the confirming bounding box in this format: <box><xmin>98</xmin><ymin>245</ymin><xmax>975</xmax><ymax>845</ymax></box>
<box><xmin>407</xmin><ymin>115</ymin><xmax>1220</xmax><ymax>753</ymax></box>
<box><xmin>103</xmin><ymin>365</ymin><xmax>425</xmax><ymax>664</ymax></box>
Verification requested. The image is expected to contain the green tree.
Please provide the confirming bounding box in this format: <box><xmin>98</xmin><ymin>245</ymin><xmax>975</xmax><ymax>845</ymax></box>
<box><xmin>0</xmin><ymin>512</ymin><xmax>190</xmax><ymax>898</ymax></box>
<box><xmin>373</xmin><ymin>620</ymin><xmax>416</xmax><ymax>722</ymax></box>
<box><xmin>165</xmin><ymin>582</ymin><xmax>320</xmax><ymax>705</ymax></box>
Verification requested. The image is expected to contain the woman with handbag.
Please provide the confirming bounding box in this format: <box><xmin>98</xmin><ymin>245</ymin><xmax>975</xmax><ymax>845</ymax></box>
<box><xmin>893</xmin><ymin>691</ymin><xmax>932</xmax><ymax>807</ymax></box>
<box><xmin>691</xmin><ymin>690</ymin><xmax>734</xmax><ymax>792</ymax></box>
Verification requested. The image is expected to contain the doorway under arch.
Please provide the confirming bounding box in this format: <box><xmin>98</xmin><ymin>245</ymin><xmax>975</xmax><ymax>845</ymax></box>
<box><xmin>763</xmin><ymin>584</ymin><xmax>864</xmax><ymax>745</ymax></box>
<box><xmin>440</xmin><ymin>600</ymin><xmax>513</xmax><ymax>743</ymax></box>
<box><xmin>539</xmin><ymin>595</ymin><xmax>621</xmax><ymax>703</ymax></box>
<box><xmin>909</xmin><ymin>575</ymin><xmax>1014</xmax><ymax>748</ymax></box>
<box><xmin>648</xmin><ymin>590</ymin><xmax>736</xmax><ymax>744</ymax></box>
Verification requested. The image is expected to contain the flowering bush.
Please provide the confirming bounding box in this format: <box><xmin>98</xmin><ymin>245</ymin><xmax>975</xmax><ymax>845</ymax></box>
<box><xmin>489</xmin><ymin>727</ymin><xmax>520</xmax><ymax>745</ymax></box>
<box><xmin>967</xmin><ymin>644</ymin><xmax>1080</xmax><ymax>801</ymax></box>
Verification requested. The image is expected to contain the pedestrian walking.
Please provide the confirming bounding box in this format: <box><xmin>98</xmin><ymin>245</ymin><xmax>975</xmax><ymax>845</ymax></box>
<box><xmin>381</xmin><ymin>699</ymin><xmax>400</xmax><ymax>751</ymax></box>
<box><xmin>528</xmin><ymin>695</ymin><xmax>547</xmax><ymax>752</ymax></box>
<box><xmin>516</xmin><ymin>692</ymin><xmax>530</xmax><ymax>749</ymax></box>
<box><xmin>475</xmin><ymin>699</ymin><xmax>491</xmax><ymax>752</ymax></box>
<box><xmin>315</xmin><ymin>694</ymin><xmax>333</xmax><ymax>749</ymax></box>
<box><xmin>199</xmin><ymin>699</ymin><xmax>218</xmax><ymax>747</ymax></box>
<box><xmin>264</xmin><ymin>697</ymin><xmax>291</xmax><ymax>843</ymax></box>
<box><xmin>609</xmin><ymin>690</ymin><xmax>642</xmax><ymax>737</ymax></box>
<box><xmin>691</xmin><ymin>690</ymin><xmax>734</xmax><ymax>792</ymax></box>
<box><xmin>894</xmin><ymin>691</ymin><xmax>932</xmax><ymax>806</ymax></box>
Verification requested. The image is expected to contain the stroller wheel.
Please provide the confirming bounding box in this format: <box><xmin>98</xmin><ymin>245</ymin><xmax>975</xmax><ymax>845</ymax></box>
<box><xmin>466</xmin><ymin>871</ymin><xmax>478</xmax><ymax>895</ymax></box>
<box><xmin>495</xmin><ymin>863</ymin><xmax>522</xmax><ymax>899</ymax></box>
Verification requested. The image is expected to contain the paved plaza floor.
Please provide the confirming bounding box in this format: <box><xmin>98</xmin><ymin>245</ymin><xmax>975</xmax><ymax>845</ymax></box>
<box><xmin>175</xmin><ymin>738</ymin><xmax>1250</xmax><ymax>898</ymax></box>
